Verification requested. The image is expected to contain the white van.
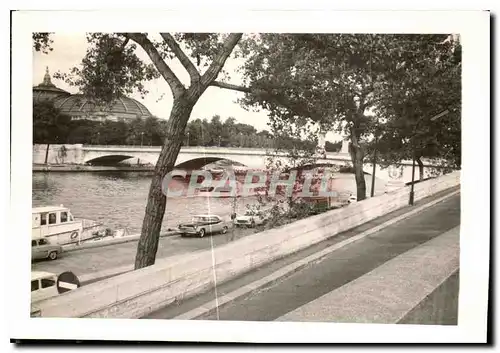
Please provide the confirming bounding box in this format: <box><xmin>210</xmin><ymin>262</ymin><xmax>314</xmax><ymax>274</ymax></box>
<box><xmin>31</xmin><ymin>271</ymin><xmax>58</xmax><ymax>303</ymax></box>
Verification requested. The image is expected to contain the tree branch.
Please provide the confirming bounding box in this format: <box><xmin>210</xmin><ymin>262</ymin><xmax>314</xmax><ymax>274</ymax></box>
<box><xmin>210</xmin><ymin>80</ymin><xmax>251</xmax><ymax>93</ymax></box>
<box><xmin>125</xmin><ymin>32</ymin><xmax>186</xmax><ymax>98</ymax></box>
<box><xmin>210</xmin><ymin>80</ymin><xmax>320</xmax><ymax>121</ymax></box>
<box><xmin>120</xmin><ymin>37</ymin><xmax>130</xmax><ymax>51</ymax></box>
<box><xmin>201</xmin><ymin>33</ymin><xmax>243</xmax><ymax>86</ymax></box>
<box><xmin>160</xmin><ymin>33</ymin><xmax>200</xmax><ymax>82</ymax></box>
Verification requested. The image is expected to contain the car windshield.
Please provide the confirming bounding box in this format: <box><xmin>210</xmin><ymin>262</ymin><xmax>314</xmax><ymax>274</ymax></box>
<box><xmin>192</xmin><ymin>216</ymin><xmax>209</xmax><ymax>223</ymax></box>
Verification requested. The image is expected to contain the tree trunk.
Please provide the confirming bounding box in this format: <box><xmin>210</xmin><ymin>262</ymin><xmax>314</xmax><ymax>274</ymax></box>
<box><xmin>134</xmin><ymin>99</ymin><xmax>194</xmax><ymax>269</ymax></box>
<box><xmin>348</xmin><ymin>130</ymin><xmax>367</xmax><ymax>201</ymax></box>
<box><xmin>44</xmin><ymin>143</ymin><xmax>50</xmax><ymax>165</ymax></box>
<box><xmin>416</xmin><ymin>156</ymin><xmax>424</xmax><ymax>181</ymax></box>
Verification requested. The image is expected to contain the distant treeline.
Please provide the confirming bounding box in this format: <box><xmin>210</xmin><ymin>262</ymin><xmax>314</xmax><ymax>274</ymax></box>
<box><xmin>33</xmin><ymin>101</ymin><xmax>342</xmax><ymax>151</ymax></box>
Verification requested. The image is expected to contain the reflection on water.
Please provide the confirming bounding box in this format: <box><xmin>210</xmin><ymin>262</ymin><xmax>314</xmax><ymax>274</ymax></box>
<box><xmin>32</xmin><ymin>171</ymin><xmax>386</xmax><ymax>233</ymax></box>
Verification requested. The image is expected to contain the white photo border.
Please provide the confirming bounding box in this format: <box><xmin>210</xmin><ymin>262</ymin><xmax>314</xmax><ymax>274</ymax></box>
<box><xmin>9</xmin><ymin>9</ymin><xmax>490</xmax><ymax>343</ymax></box>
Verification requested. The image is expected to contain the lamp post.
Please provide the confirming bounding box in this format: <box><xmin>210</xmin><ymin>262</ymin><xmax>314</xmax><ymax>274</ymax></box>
<box><xmin>370</xmin><ymin>130</ymin><xmax>379</xmax><ymax>198</ymax></box>
<box><xmin>140</xmin><ymin>132</ymin><xmax>144</xmax><ymax>147</ymax></box>
<box><xmin>408</xmin><ymin>109</ymin><xmax>449</xmax><ymax>206</ymax></box>
<box><xmin>187</xmin><ymin>132</ymin><xmax>190</xmax><ymax>147</ymax></box>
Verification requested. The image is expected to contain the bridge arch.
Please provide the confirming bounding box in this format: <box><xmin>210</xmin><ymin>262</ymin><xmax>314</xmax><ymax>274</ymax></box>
<box><xmin>174</xmin><ymin>157</ymin><xmax>248</xmax><ymax>170</ymax></box>
<box><xmin>84</xmin><ymin>155</ymin><xmax>138</xmax><ymax>166</ymax></box>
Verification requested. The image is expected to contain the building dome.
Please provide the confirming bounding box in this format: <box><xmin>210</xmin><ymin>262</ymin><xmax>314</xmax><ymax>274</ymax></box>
<box><xmin>33</xmin><ymin>67</ymin><xmax>154</xmax><ymax>122</ymax></box>
<box><xmin>53</xmin><ymin>94</ymin><xmax>153</xmax><ymax>121</ymax></box>
<box><xmin>33</xmin><ymin>67</ymin><xmax>71</xmax><ymax>102</ymax></box>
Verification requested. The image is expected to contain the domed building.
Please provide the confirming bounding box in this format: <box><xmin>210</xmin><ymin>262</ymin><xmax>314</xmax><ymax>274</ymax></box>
<box><xmin>33</xmin><ymin>67</ymin><xmax>153</xmax><ymax>122</ymax></box>
<box><xmin>33</xmin><ymin>67</ymin><xmax>71</xmax><ymax>102</ymax></box>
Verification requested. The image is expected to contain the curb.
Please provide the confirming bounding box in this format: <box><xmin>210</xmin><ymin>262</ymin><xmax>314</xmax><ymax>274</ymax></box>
<box><xmin>62</xmin><ymin>231</ymin><xmax>179</xmax><ymax>253</ymax></box>
<box><xmin>171</xmin><ymin>188</ymin><xmax>460</xmax><ymax>320</ymax></box>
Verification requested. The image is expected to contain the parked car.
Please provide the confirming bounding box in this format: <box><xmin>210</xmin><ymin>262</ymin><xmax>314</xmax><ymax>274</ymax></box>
<box><xmin>178</xmin><ymin>215</ymin><xmax>228</xmax><ymax>238</ymax></box>
<box><xmin>235</xmin><ymin>209</ymin><xmax>268</xmax><ymax>228</ymax></box>
<box><xmin>31</xmin><ymin>238</ymin><xmax>62</xmax><ymax>261</ymax></box>
<box><xmin>31</xmin><ymin>271</ymin><xmax>59</xmax><ymax>303</ymax></box>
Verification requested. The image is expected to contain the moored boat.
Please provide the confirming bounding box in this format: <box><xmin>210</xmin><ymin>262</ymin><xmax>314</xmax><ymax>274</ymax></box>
<box><xmin>32</xmin><ymin>205</ymin><xmax>106</xmax><ymax>245</ymax></box>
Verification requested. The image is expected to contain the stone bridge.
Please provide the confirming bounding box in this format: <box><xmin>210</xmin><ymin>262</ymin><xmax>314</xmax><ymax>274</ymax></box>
<box><xmin>33</xmin><ymin>143</ymin><xmax>450</xmax><ymax>184</ymax></box>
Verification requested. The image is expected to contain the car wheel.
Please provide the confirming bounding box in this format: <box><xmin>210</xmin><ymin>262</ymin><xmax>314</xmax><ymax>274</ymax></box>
<box><xmin>199</xmin><ymin>228</ymin><xmax>205</xmax><ymax>238</ymax></box>
<box><xmin>48</xmin><ymin>251</ymin><xmax>58</xmax><ymax>260</ymax></box>
<box><xmin>221</xmin><ymin>226</ymin><xmax>228</xmax><ymax>234</ymax></box>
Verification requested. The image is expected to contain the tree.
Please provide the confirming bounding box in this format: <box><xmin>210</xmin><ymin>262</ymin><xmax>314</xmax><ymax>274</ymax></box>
<box><xmin>370</xmin><ymin>36</ymin><xmax>461</xmax><ymax>176</ymax></box>
<box><xmin>38</xmin><ymin>32</ymin><xmax>247</xmax><ymax>269</ymax></box>
<box><xmin>209</xmin><ymin>115</ymin><xmax>224</xmax><ymax>146</ymax></box>
<box><xmin>185</xmin><ymin>118</ymin><xmax>204</xmax><ymax>146</ymax></box>
<box><xmin>99</xmin><ymin>120</ymin><xmax>129</xmax><ymax>145</ymax></box>
<box><xmin>33</xmin><ymin>100</ymin><xmax>72</xmax><ymax>163</ymax></box>
<box><xmin>33</xmin><ymin>100</ymin><xmax>71</xmax><ymax>144</ymax></box>
<box><xmin>237</xmin><ymin>33</ymin><xmax>460</xmax><ymax>200</ymax></box>
<box><xmin>221</xmin><ymin>116</ymin><xmax>236</xmax><ymax>146</ymax></box>
<box><xmin>33</xmin><ymin>33</ymin><xmax>53</xmax><ymax>54</ymax></box>
<box><xmin>236</xmin><ymin>34</ymin><xmax>380</xmax><ymax>200</ymax></box>
<box><xmin>33</xmin><ymin>101</ymin><xmax>71</xmax><ymax>164</ymax></box>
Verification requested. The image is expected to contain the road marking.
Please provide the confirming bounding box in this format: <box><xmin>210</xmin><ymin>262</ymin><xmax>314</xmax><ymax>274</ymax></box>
<box><xmin>171</xmin><ymin>189</ymin><xmax>460</xmax><ymax>320</ymax></box>
<box><xmin>58</xmin><ymin>282</ymin><xmax>78</xmax><ymax>290</ymax></box>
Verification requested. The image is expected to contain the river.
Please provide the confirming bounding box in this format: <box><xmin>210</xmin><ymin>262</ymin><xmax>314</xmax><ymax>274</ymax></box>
<box><xmin>32</xmin><ymin>171</ymin><xmax>387</xmax><ymax>234</ymax></box>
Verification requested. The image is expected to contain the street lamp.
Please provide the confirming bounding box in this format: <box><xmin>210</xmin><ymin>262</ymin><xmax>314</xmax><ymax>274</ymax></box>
<box><xmin>218</xmin><ymin>135</ymin><xmax>221</xmax><ymax>147</ymax></box>
<box><xmin>408</xmin><ymin>110</ymin><xmax>449</xmax><ymax>205</ymax></box>
<box><xmin>187</xmin><ymin>132</ymin><xmax>190</xmax><ymax>147</ymax></box>
<box><xmin>370</xmin><ymin>127</ymin><xmax>379</xmax><ymax>198</ymax></box>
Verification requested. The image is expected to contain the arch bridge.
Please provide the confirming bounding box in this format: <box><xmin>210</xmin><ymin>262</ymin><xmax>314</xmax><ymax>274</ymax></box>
<box><xmin>33</xmin><ymin>144</ymin><xmax>452</xmax><ymax>185</ymax></box>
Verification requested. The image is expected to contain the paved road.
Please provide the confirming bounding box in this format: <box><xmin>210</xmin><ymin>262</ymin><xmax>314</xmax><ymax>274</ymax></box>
<box><xmin>145</xmin><ymin>188</ymin><xmax>460</xmax><ymax>320</ymax></box>
<box><xmin>194</xmin><ymin>193</ymin><xmax>460</xmax><ymax>321</ymax></box>
<box><xmin>31</xmin><ymin>225</ymin><xmax>257</xmax><ymax>280</ymax></box>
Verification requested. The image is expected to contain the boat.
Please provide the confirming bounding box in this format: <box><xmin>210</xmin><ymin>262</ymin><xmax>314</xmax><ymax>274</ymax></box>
<box><xmin>32</xmin><ymin>205</ymin><xmax>105</xmax><ymax>246</ymax></box>
<box><xmin>196</xmin><ymin>184</ymin><xmax>239</xmax><ymax>198</ymax></box>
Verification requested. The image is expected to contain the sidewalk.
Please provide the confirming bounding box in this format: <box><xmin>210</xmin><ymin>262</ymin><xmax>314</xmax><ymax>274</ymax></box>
<box><xmin>144</xmin><ymin>186</ymin><xmax>460</xmax><ymax>320</ymax></box>
<box><xmin>276</xmin><ymin>226</ymin><xmax>459</xmax><ymax>324</ymax></box>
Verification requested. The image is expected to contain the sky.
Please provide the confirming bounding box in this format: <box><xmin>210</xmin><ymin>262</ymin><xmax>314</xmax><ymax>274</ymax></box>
<box><xmin>33</xmin><ymin>33</ymin><xmax>343</xmax><ymax>141</ymax></box>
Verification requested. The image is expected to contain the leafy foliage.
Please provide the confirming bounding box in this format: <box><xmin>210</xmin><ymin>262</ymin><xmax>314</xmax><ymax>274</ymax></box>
<box><xmin>370</xmin><ymin>35</ymin><xmax>462</xmax><ymax>169</ymax></box>
<box><xmin>54</xmin><ymin>34</ymin><xmax>160</xmax><ymax>106</ymax></box>
<box><xmin>238</xmin><ymin>33</ymin><xmax>462</xmax><ymax>199</ymax></box>
<box><xmin>33</xmin><ymin>33</ymin><xmax>53</xmax><ymax>54</ymax></box>
<box><xmin>33</xmin><ymin>101</ymin><xmax>71</xmax><ymax>143</ymax></box>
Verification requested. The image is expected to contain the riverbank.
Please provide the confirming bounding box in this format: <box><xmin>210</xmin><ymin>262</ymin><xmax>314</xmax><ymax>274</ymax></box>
<box><xmin>33</xmin><ymin>164</ymin><xmax>155</xmax><ymax>172</ymax></box>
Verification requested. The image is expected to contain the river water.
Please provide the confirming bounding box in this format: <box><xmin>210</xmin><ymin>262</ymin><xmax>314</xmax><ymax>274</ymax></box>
<box><xmin>32</xmin><ymin>171</ymin><xmax>386</xmax><ymax>234</ymax></box>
